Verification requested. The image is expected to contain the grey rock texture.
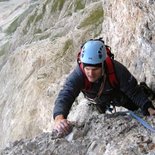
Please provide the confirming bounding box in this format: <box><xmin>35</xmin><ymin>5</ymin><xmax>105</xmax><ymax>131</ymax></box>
<box><xmin>1</xmin><ymin>107</ymin><xmax>155</xmax><ymax>155</ymax></box>
<box><xmin>0</xmin><ymin>0</ymin><xmax>155</xmax><ymax>154</ymax></box>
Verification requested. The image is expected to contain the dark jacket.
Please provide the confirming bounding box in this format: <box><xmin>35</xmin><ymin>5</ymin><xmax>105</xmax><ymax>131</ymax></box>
<box><xmin>53</xmin><ymin>60</ymin><xmax>154</xmax><ymax>119</ymax></box>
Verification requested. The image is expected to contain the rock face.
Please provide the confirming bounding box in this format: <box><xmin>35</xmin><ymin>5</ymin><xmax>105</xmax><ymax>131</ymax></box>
<box><xmin>0</xmin><ymin>0</ymin><xmax>155</xmax><ymax>154</ymax></box>
<box><xmin>1</xmin><ymin>107</ymin><xmax>155</xmax><ymax>155</ymax></box>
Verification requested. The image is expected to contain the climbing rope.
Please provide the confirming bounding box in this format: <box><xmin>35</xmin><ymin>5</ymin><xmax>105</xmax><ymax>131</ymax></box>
<box><xmin>127</xmin><ymin>110</ymin><xmax>155</xmax><ymax>133</ymax></box>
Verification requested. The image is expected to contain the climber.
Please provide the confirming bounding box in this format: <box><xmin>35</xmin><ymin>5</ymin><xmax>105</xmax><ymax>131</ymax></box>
<box><xmin>52</xmin><ymin>38</ymin><xmax>155</xmax><ymax>136</ymax></box>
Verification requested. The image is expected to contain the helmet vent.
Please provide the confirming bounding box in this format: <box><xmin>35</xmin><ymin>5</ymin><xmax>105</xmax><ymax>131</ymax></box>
<box><xmin>80</xmin><ymin>40</ymin><xmax>106</xmax><ymax>64</ymax></box>
<box><xmin>98</xmin><ymin>46</ymin><xmax>104</xmax><ymax>59</ymax></box>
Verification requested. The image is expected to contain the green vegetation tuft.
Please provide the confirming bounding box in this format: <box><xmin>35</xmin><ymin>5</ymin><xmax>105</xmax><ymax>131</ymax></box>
<box><xmin>0</xmin><ymin>42</ymin><xmax>9</xmax><ymax>57</ymax></box>
<box><xmin>63</xmin><ymin>39</ymin><xmax>73</xmax><ymax>52</ymax></box>
<box><xmin>5</xmin><ymin>4</ymin><xmax>35</xmax><ymax>35</ymax></box>
<box><xmin>5</xmin><ymin>17</ymin><xmax>19</xmax><ymax>34</ymax></box>
<box><xmin>34</xmin><ymin>13</ymin><xmax>43</xmax><ymax>23</ymax></box>
<box><xmin>34</xmin><ymin>29</ymin><xmax>42</xmax><ymax>34</ymax></box>
<box><xmin>34</xmin><ymin>4</ymin><xmax>46</xmax><ymax>23</ymax></box>
<box><xmin>6</xmin><ymin>4</ymin><xmax>37</xmax><ymax>35</ymax></box>
<box><xmin>78</xmin><ymin>5</ymin><xmax>104</xmax><ymax>28</ymax></box>
<box><xmin>54</xmin><ymin>39</ymin><xmax>73</xmax><ymax>61</ymax></box>
<box><xmin>51</xmin><ymin>0</ymin><xmax>65</xmax><ymax>13</ymax></box>
<box><xmin>23</xmin><ymin>3</ymin><xmax>46</xmax><ymax>35</ymax></box>
<box><xmin>39</xmin><ymin>33</ymin><xmax>51</xmax><ymax>40</ymax></box>
<box><xmin>23</xmin><ymin>10</ymin><xmax>37</xmax><ymax>34</ymax></box>
<box><xmin>74</xmin><ymin>0</ymin><xmax>85</xmax><ymax>11</ymax></box>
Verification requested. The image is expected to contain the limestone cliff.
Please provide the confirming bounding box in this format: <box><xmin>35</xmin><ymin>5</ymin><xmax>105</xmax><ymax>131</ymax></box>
<box><xmin>0</xmin><ymin>0</ymin><xmax>155</xmax><ymax>154</ymax></box>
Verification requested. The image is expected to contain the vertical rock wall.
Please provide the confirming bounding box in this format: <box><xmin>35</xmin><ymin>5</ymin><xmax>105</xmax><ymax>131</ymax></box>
<box><xmin>102</xmin><ymin>0</ymin><xmax>155</xmax><ymax>88</ymax></box>
<box><xmin>0</xmin><ymin>0</ymin><xmax>154</xmax><ymax>151</ymax></box>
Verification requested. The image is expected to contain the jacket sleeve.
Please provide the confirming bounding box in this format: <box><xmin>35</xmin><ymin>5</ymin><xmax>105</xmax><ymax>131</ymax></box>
<box><xmin>114</xmin><ymin>60</ymin><xmax>154</xmax><ymax>115</ymax></box>
<box><xmin>53</xmin><ymin>66</ymin><xmax>84</xmax><ymax>119</ymax></box>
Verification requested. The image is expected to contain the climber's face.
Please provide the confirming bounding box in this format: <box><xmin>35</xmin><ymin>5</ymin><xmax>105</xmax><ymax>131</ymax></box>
<box><xmin>84</xmin><ymin>66</ymin><xmax>102</xmax><ymax>82</ymax></box>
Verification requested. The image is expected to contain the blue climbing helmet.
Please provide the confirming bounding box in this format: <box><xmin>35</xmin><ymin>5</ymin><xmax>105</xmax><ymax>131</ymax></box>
<box><xmin>80</xmin><ymin>40</ymin><xmax>107</xmax><ymax>64</ymax></box>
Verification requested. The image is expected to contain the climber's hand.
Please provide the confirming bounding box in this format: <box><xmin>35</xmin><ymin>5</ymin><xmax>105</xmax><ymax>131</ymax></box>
<box><xmin>148</xmin><ymin>107</ymin><xmax>155</xmax><ymax>116</ymax></box>
<box><xmin>52</xmin><ymin>115</ymin><xmax>72</xmax><ymax>137</ymax></box>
